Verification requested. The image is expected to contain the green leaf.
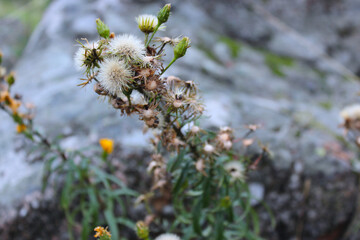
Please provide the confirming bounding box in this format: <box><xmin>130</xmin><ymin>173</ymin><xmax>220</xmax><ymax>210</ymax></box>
<box><xmin>61</xmin><ymin>170</ymin><xmax>73</xmax><ymax>209</ymax></box>
<box><xmin>214</xmin><ymin>213</ymin><xmax>225</xmax><ymax>240</ymax></box>
<box><xmin>81</xmin><ymin>206</ymin><xmax>92</xmax><ymax>240</ymax></box>
<box><xmin>117</xmin><ymin>217</ymin><xmax>136</xmax><ymax>229</ymax></box>
<box><xmin>172</xmin><ymin>162</ymin><xmax>190</xmax><ymax>194</ymax></box>
<box><xmin>191</xmin><ymin>200</ymin><xmax>202</xmax><ymax>236</ymax></box>
<box><xmin>105</xmin><ymin>207</ymin><xmax>119</xmax><ymax>240</ymax></box>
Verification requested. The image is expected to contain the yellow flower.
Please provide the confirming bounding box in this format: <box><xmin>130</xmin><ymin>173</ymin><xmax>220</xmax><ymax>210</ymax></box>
<box><xmin>16</xmin><ymin>124</ymin><xmax>27</xmax><ymax>133</ymax></box>
<box><xmin>0</xmin><ymin>91</ymin><xmax>21</xmax><ymax>113</ymax></box>
<box><xmin>94</xmin><ymin>226</ymin><xmax>111</xmax><ymax>239</ymax></box>
<box><xmin>99</xmin><ymin>138</ymin><xmax>114</xmax><ymax>154</ymax></box>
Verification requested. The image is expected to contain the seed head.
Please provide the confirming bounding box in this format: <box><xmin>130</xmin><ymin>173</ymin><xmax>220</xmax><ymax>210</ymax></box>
<box><xmin>204</xmin><ymin>143</ymin><xmax>215</xmax><ymax>154</ymax></box>
<box><xmin>155</xmin><ymin>233</ymin><xmax>181</xmax><ymax>240</ymax></box>
<box><xmin>191</xmin><ymin>125</ymin><xmax>200</xmax><ymax>134</ymax></box>
<box><xmin>340</xmin><ymin>104</ymin><xmax>360</xmax><ymax>122</ymax></box>
<box><xmin>98</xmin><ymin>57</ymin><xmax>133</xmax><ymax>96</ymax></box>
<box><xmin>74</xmin><ymin>41</ymin><xmax>100</xmax><ymax>72</ymax></box>
<box><xmin>130</xmin><ymin>90</ymin><xmax>147</xmax><ymax>106</ymax></box>
<box><xmin>224</xmin><ymin>161</ymin><xmax>245</xmax><ymax>182</ymax></box>
<box><xmin>109</xmin><ymin>34</ymin><xmax>145</xmax><ymax>60</ymax></box>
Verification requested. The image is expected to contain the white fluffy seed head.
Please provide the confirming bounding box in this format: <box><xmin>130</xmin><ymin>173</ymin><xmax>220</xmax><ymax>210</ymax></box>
<box><xmin>155</xmin><ymin>233</ymin><xmax>181</xmax><ymax>240</ymax></box>
<box><xmin>143</xmin><ymin>109</ymin><xmax>155</xmax><ymax>119</ymax></box>
<box><xmin>191</xmin><ymin>125</ymin><xmax>200</xmax><ymax>134</ymax></box>
<box><xmin>340</xmin><ymin>104</ymin><xmax>360</xmax><ymax>121</ymax></box>
<box><xmin>109</xmin><ymin>34</ymin><xmax>145</xmax><ymax>60</ymax></box>
<box><xmin>204</xmin><ymin>143</ymin><xmax>215</xmax><ymax>154</ymax></box>
<box><xmin>74</xmin><ymin>42</ymin><xmax>99</xmax><ymax>72</ymax></box>
<box><xmin>224</xmin><ymin>161</ymin><xmax>245</xmax><ymax>181</ymax></box>
<box><xmin>131</xmin><ymin>90</ymin><xmax>147</xmax><ymax>105</ymax></box>
<box><xmin>98</xmin><ymin>57</ymin><xmax>133</xmax><ymax>96</ymax></box>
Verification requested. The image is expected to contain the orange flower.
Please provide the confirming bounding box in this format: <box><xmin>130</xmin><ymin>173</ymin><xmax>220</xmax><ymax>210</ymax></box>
<box><xmin>99</xmin><ymin>138</ymin><xmax>114</xmax><ymax>154</ymax></box>
<box><xmin>94</xmin><ymin>226</ymin><xmax>111</xmax><ymax>238</ymax></box>
<box><xmin>16</xmin><ymin>124</ymin><xmax>27</xmax><ymax>133</ymax></box>
<box><xmin>9</xmin><ymin>99</ymin><xmax>21</xmax><ymax>113</ymax></box>
<box><xmin>0</xmin><ymin>90</ymin><xmax>9</xmax><ymax>103</ymax></box>
<box><xmin>0</xmin><ymin>91</ymin><xmax>21</xmax><ymax>113</ymax></box>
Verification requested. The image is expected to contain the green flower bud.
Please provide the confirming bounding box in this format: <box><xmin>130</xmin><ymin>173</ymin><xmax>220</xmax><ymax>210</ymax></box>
<box><xmin>0</xmin><ymin>51</ymin><xmax>2</xmax><ymax>65</ymax></box>
<box><xmin>6</xmin><ymin>72</ymin><xmax>15</xmax><ymax>86</ymax></box>
<box><xmin>173</xmin><ymin>37</ymin><xmax>190</xmax><ymax>59</ymax></box>
<box><xmin>157</xmin><ymin>3</ymin><xmax>171</xmax><ymax>24</ymax></box>
<box><xmin>136</xmin><ymin>221</ymin><xmax>149</xmax><ymax>240</ymax></box>
<box><xmin>96</xmin><ymin>18</ymin><xmax>110</xmax><ymax>39</ymax></box>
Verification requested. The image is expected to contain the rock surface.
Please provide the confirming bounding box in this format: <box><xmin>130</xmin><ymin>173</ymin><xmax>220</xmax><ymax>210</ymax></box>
<box><xmin>1</xmin><ymin>0</ymin><xmax>360</xmax><ymax>239</ymax></box>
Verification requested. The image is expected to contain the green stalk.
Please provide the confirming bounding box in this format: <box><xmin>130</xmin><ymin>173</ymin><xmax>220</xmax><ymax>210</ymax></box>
<box><xmin>161</xmin><ymin>57</ymin><xmax>177</xmax><ymax>75</ymax></box>
<box><xmin>144</xmin><ymin>33</ymin><xmax>149</xmax><ymax>45</ymax></box>
<box><xmin>146</xmin><ymin>23</ymin><xmax>161</xmax><ymax>47</ymax></box>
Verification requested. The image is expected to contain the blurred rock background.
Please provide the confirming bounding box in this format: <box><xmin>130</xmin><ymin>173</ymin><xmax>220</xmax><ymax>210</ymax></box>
<box><xmin>1</xmin><ymin>0</ymin><xmax>360</xmax><ymax>239</ymax></box>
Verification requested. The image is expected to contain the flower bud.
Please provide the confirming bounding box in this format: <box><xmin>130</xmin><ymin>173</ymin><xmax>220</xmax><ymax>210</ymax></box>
<box><xmin>0</xmin><ymin>51</ymin><xmax>2</xmax><ymax>65</ymax></box>
<box><xmin>157</xmin><ymin>4</ymin><xmax>171</xmax><ymax>24</ymax></box>
<box><xmin>96</xmin><ymin>18</ymin><xmax>110</xmax><ymax>39</ymax></box>
<box><xmin>173</xmin><ymin>37</ymin><xmax>190</xmax><ymax>59</ymax></box>
<box><xmin>6</xmin><ymin>72</ymin><xmax>15</xmax><ymax>86</ymax></box>
<box><xmin>136</xmin><ymin>221</ymin><xmax>149</xmax><ymax>240</ymax></box>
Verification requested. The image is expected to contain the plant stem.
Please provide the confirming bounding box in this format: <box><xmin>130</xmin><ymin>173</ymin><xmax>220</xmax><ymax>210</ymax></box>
<box><xmin>146</xmin><ymin>24</ymin><xmax>160</xmax><ymax>47</ymax></box>
<box><xmin>161</xmin><ymin>57</ymin><xmax>177</xmax><ymax>75</ymax></box>
<box><xmin>144</xmin><ymin>33</ymin><xmax>149</xmax><ymax>45</ymax></box>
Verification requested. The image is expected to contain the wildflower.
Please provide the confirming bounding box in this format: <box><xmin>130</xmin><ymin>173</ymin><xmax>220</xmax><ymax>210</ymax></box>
<box><xmin>99</xmin><ymin>138</ymin><xmax>114</xmax><ymax>154</ymax></box>
<box><xmin>94</xmin><ymin>226</ymin><xmax>112</xmax><ymax>239</ymax></box>
<box><xmin>155</xmin><ymin>233</ymin><xmax>181</xmax><ymax>240</ymax></box>
<box><xmin>16</xmin><ymin>124</ymin><xmax>27</xmax><ymax>133</ymax></box>
<box><xmin>98</xmin><ymin>57</ymin><xmax>133</xmax><ymax>97</ymax></box>
<box><xmin>136</xmin><ymin>14</ymin><xmax>159</xmax><ymax>34</ymax></box>
<box><xmin>0</xmin><ymin>91</ymin><xmax>21</xmax><ymax>113</ymax></box>
<box><xmin>74</xmin><ymin>41</ymin><xmax>100</xmax><ymax>72</ymax></box>
<box><xmin>340</xmin><ymin>104</ymin><xmax>360</xmax><ymax>122</ymax></box>
<box><xmin>136</xmin><ymin>221</ymin><xmax>149</xmax><ymax>240</ymax></box>
<box><xmin>109</xmin><ymin>34</ymin><xmax>145</xmax><ymax>60</ymax></box>
<box><xmin>224</xmin><ymin>161</ymin><xmax>245</xmax><ymax>182</ymax></box>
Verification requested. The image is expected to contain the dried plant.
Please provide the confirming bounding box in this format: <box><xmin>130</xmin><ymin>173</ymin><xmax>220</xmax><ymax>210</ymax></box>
<box><xmin>75</xmin><ymin>4</ymin><xmax>270</xmax><ymax>240</ymax></box>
